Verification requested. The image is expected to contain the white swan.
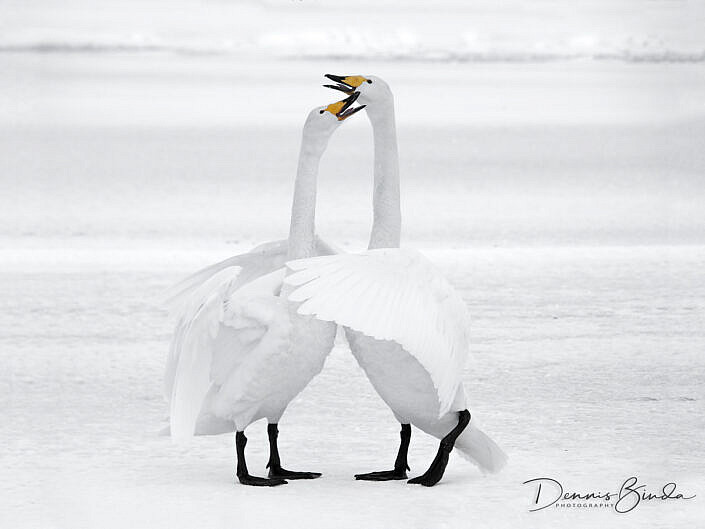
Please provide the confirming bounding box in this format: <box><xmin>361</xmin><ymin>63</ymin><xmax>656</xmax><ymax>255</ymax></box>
<box><xmin>165</xmin><ymin>93</ymin><xmax>365</xmax><ymax>486</ymax></box>
<box><xmin>284</xmin><ymin>75</ymin><xmax>507</xmax><ymax>486</ymax></box>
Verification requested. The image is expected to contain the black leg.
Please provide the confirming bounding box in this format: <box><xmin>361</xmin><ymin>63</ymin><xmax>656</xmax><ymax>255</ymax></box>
<box><xmin>355</xmin><ymin>423</ymin><xmax>411</xmax><ymax>481</ymax></box>
<box><xmin>236</xmin><ymin>431</ymin><xmax>287</xmax><ymax>486</ymax></box>
<box><xmin>266</xmin><ymin>423</ymin><xmax>322</xmax><ymax>480</ymax></box>
<box><xmin>408</xmin><ymin>410</ymin><xmax>471</xmax><ymax>487</ymax></box>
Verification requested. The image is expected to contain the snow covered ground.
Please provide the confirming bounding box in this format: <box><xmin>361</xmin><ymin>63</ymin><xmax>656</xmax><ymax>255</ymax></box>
<box><xmin>2</xmin><ymin>42</ymin><xmax>704</xmax><ymax>528</ymax></box>
<box><xmin>2</xmin><ymin>243</ymin><xmax>703</xmax><ymax>528</ymax></box>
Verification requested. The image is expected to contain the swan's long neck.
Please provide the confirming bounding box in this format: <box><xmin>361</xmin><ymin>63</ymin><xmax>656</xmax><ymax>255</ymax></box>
<box><xmin>367</xmin><ymin>104</ymin><xmax>401</xmax><ymax>250</ymax></box>
<box><xmin>287</xmin><ymin>138</ymin><xmax>325</xmax><ymax>260</ymax></box>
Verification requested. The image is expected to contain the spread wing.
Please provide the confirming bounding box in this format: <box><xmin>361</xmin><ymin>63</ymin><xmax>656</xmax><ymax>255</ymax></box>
<box><xmin>164</xmin><ymin>236</ymin><xmax>339</xmax><ymax>319</ymax></box>
<box><xmin>284</xmin><ymin>248</ymin><xmax>470</xmax><ymax>416</ymax></box>
<box><xmin>164</xmin><ymin>236</ymin><xmax>339</xmax><ymax>402</ymax></box>
<box><xmin>168</xmin><ymin>268</ymin><xmax>289</xmax><ymax>442</ymax></box>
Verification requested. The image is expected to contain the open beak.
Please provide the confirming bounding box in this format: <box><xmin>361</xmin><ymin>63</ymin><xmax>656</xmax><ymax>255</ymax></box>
<box><xmin>323</xmin><ymin>74</ymin><xmax>369</xmax><ymax>95</ymax></box>
<box><xmin>324</xmin><ymin>91</ymin><xmax>366</xmax><ymax>121</ymax></box>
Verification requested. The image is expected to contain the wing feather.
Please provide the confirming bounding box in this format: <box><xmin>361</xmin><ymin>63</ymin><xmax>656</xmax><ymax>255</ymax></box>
<box><xmin>165</xmin><ymin>236</ymin><xmax>339</xmax><ymax>317</ymax></box>
<box><xmin>168</xmin><ymin>270</ymin><xmax>290</xmax><ymax>442</ymax></box>
<box><xmin>165</xmin><ymin>237</ymin><xmax>338</xmax><ymax>404</ymax></box>
<box><xmin>285</xmin><ymin>248</ymin><xmax>471</xmax><ymax>416</ymax></box>
<box><xmin>169</xmin><ymin>277</ymin><xmax>231</xmax><ymax>441</ymax></box>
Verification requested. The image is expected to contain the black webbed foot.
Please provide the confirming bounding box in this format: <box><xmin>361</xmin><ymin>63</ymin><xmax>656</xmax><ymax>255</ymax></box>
<box><xmin>407</xmin><ymin>449</ymin><xmax>449</xmax><ymax>486</ymax></box>
<box><xmin>355</xmin><ymin>468</ymin><xmax>409</xmax><ymax>481</ymax></box>
<box><xmin>265</xmin><ymin>424</ymin><xmax>321</xmax><ymax>481</ymax></box>
<box><xmin>354</xmin><ymin>423</ymin><xmax>411</xmax><ymax>482</ymax></box>
<box><xmin>407</xmin><ymin>410</ymin><xmax>471</xmax><ymax>487</ymax></box>
<box><xmin>237</xmin><ymin>473</ymin><xmax>288</xmax><ymax>487</ymax></box>
<box><xmin>235</xmin><ymin>430</ymin><xmax>287</xmax><ymax>487</ymax></box>
<box><xmin>268</xmin><ymin>466</ymin><xmax>322</xmax><ymax>480</ymax></box>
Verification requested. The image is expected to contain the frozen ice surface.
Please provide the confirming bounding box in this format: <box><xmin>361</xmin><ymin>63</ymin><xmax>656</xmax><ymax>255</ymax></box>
<box><xmin>1</xmin><ymin>244</ymin><xmax>704</xmax><ymax>528</ymax></box>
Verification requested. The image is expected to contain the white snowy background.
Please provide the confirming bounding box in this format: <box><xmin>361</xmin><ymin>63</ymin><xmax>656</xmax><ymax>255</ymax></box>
<box><xmin>1</xmin><ymin>1</ymin><xmax>704</xmax><ymax>528</ymax></box>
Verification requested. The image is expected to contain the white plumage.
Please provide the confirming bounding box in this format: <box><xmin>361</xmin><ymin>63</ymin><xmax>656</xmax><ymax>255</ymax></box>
<box><xmin>163</xmin><ymin>99</ymin><xmax>363</xmax><ymax>485</ymax></box>
<box><xmin>308</xmin><ymin>74</ymin><xmax>507</xmax><ymax>483</ymax></box>
<box><xmin>168</xmin><ymin>266</ymin><xmax>298</xmax><ymax>442</ymax></box>
<box><xmin>164</xmin><ymin>237</ymin><xmax>337</xmax><ymax>326</ymax></box>
<box><xmin>165</xmin><ymin>246</ymin><xmax>340</xmax><ymax>447</ymax></box>
<box><xmin>286</xmin><ymin>248</ymin><xmax>470</xmax><ymax>417</ymax></box>
<box><xmin>163</xmin><ymin>237</ymin><xmax>336</xmax><ymax>410</ymax></box>
<box><xmin>285</xmin><ymin>247</ymin><xmax>507</xmax><ymax>476</ymax></box>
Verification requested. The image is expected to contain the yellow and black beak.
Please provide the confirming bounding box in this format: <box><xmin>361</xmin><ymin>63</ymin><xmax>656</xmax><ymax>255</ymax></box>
<box><xmin>324</xmin><ymin>74</ymin><xmax>370</xmax><ymax>95</ymax></box>
<box><xmin>324</xmin><ymin>91</ymin><xmax>366</xmax><ymax>121</ymax></box>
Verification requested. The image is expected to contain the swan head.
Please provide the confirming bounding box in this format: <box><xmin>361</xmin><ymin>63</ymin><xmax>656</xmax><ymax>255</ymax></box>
<box><xmin>324</xmin><ymin>74</ymin><xmax>392</xmax><ymax>108</ymax></box>
<box><xmin>302</xmin><ymin>92</ymin><xmax>365</xmax><ymax>149</ymax></box>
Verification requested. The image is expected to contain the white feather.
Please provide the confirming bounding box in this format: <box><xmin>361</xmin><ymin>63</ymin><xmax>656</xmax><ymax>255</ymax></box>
<box><xmin>165</xmin><ymin>236</ymin><xmax>338</xmax><ymax>319</ymax></box>
<box><xmin>168</xmin><ymin>270</ymin><xmax>292</xmax><ymax>443</ymax></box>
<box><xmin>169</xmin><ymin>277</ymin><xmax>230</xmax><ymax>442</ymax></box>
<box><xmin>285</xmin><ymin>248</ymin><xmax>471</xmax><ymax>416</ymax></box>
<box><xmin>164</xmin><ymin>234</ymin><xmax>340</xmax><ymax>442</ymax></box>
<box><xmin>164</xmin><ymin>238</ymin><xmax>337</xmax><ymax>404</ymax></box>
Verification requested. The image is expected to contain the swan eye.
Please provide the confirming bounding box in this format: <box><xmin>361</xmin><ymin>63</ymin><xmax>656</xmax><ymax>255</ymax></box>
<box><xmin>319</xmin><ymin>110</ymin><xmax>325</xmax><ymax>114</ymax></box>
<box><xmin>367</xmin><ymin>80</ymin><xmax>372</xmax><ymax>84</ymax></box>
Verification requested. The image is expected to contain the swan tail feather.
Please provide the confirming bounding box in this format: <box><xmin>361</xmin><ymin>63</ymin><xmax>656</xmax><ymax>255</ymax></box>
<box><xmin>454</xmin><ymin>422</ymin><xmax>507</xmax><ymax>474</ymax></box>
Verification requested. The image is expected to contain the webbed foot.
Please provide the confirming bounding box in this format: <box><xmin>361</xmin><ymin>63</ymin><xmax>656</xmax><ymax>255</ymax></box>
<box><xmin>355</xmin><ymin>468</ymin><xmax>408</xmax><ymax>481</ymax></box>
<box><xmin>237</xmin><ymin>473</ymin><xmax>288</xmax><ymax>487</ymax></box>
<box><xmin>268</xmin><ymin>466</ymin><xmax>322</xmax><ymax>480</ymax></box>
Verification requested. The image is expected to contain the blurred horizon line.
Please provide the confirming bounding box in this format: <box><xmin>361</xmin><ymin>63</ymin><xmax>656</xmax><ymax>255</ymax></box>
<box><xmin>3</xmin><ymin>45</ymin><xmax>705</xmax><ymax>64</ymax></box>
